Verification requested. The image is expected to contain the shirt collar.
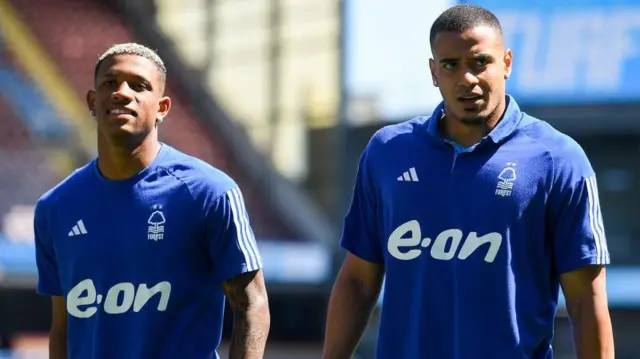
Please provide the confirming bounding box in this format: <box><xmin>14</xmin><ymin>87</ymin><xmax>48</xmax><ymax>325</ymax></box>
<box><xmin>426</xmin><ymin>95</ymin><xmax>523</xmax><ymax>144</ymax></box>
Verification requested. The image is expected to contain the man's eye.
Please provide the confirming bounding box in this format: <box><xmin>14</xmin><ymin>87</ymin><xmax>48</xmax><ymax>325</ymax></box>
<box><xmin>476</xmin><ymin>57</ymin><xmax>490</xmax><ymax>66</ymax></box>
<box><xmin>442</xmin><ymin>62</ymin><xmax>456</xmax><ymax>70</ymax></box>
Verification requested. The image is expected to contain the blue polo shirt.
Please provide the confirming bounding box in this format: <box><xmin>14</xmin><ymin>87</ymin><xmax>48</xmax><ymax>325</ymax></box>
<box><xmin>341</xmin><ymin>96</ymin><xmax>610</xmax><ymax>359</ymax></box>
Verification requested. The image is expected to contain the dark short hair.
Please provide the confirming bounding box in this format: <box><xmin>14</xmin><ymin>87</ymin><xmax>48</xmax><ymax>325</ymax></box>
<box><xmin>429</xmin><ymin>5</ymin><xmax>503</xmax><ymax>49</ymax></box>
<box><xmin>94</xmin><ymin>42</ymin><xmax>167</xmax><ymax>84</ymax></box>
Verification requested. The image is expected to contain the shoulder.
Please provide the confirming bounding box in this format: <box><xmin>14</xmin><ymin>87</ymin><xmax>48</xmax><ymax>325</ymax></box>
<box><xmin>370</xmin><ymin>116</ymin><xmax>428</xmax><ymax>145</ymax></box>
<box><xmin>516</xmin><ymin>114</ymin><xmax>593</xmax><ymax>178</ymax></box>
<box><xmin>365</xmin><ymin>116</ymin><xmax>429</xmax><ymax>156</ymax></box>
<box><xmin>35</xmin><ymin>162</ymin><xmax>94</xmax><ymax>215</ymax></box>
<box><xmin>157</xmin><ymin>146</ymin><xmax>238</xmax><ymax>201</ymax></box>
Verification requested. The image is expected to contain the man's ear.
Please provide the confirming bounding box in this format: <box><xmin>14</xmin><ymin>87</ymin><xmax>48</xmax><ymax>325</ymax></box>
<box><xmin>86</xmin><ymin>90</ymin><xmax>96</xmax><ymax>117</ymax></box>
<box><xmin>158</xmin><ymin>96</ymin><xmax>171</xmax><ymax>120</ymax></box>
<box><xmin>429</xmin><ymin>58</ymin><xmax>438</xmax><ymax>87</ymax></box>
<box><xmin>504</xmin><ymin>48</ymin><xmax>513</xmax><ymax>80</ymax></box>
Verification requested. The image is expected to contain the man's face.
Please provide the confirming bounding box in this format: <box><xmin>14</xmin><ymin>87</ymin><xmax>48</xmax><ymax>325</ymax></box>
<box><xmin>86</xmin><ymin>54</ymin><xmax>170</xmax><ymax>142</ymax></box>
<box><xmin>429</xmin><ymin>25</ymin><xmax>512</xmax><ymax>125</ymax></box>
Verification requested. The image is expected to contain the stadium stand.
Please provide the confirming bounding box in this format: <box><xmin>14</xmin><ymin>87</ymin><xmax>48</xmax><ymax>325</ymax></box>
<box><xmin>0</xmin><ymin>35</ymin><xmax>65</xmax><ymax>239</ymax></box>
<box><xmin>0</xmin><ymin>95</ymin><xmax>29</xmax><ymax>151</ymax></box>
<box><xmin>7</xmin><ymin>0</ymin><xmax>297</xmax><ymax>240</ymax></box>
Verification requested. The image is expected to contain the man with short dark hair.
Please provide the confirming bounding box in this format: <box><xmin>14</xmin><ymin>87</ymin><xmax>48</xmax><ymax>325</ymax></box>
<box><xmin>322</xmin><ymin>5</ymin><xmax>614</xmax><ymax>359</ymax></box>
<box><xmin>34</xmin><ymin>42</ymin><xmax>270</xmax><ymax>359</ymax></box>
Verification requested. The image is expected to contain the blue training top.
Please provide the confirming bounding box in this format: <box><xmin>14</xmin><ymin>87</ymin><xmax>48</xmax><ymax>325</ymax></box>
<box><xmin>34</xmin><ymin>144</ymin><xmax>262</xmax><ymax>359</ymax></box>
<box><xmin>341</xmin><ymin>96</ymin><xmax>610</xmax><ymax>359</ymax></box>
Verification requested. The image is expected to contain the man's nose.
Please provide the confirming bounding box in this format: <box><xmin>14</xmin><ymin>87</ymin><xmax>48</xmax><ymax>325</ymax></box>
<box><xmin>459</xmin><ymin>70</ymin><xmax>480</xmax><ymax>87</ymax></box>
<box><xmin>111</xmin><ymin>82</ymin><xmax>134</xmax><ymax>101</ymax></box>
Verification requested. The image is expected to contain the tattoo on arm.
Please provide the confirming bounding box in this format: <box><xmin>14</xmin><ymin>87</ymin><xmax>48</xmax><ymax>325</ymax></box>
<box><xmin>223</xmin><ymin>270</ymin><xmax>270</xmax><ymax>359</ymax></box>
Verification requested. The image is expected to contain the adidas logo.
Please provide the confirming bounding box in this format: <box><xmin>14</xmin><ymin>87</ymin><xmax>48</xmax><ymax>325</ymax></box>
<box><xmin>68</xmin><ymin>220</ymin><xmax>88</xmax><ymax>237</ymax></box>
<box><xmin>397</xmin><ymin>167</ymin><xmax>419</xmax><ymax>182</ymax></box>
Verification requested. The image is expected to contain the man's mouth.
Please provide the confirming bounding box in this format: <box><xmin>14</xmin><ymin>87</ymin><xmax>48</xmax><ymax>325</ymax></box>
<box><xmin>457</xmin><ymin>94</ymin><xmax>484</xmax><ymax>111</ymax></box>
<box><xmin>108</xmin><ymin>108</ymin><xmax>137</xmax><ymax>117</ymax></box>
<box><xmin>458</xmin><ymin>94</ymin><xmax>483</xmax><ymax>101</ymax></box>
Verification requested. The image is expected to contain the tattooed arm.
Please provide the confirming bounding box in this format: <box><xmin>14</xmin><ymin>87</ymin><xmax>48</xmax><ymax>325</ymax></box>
<box><xmin>223</xmin><ymin>269</ymin><xmax>270</xmax><ymax>359</ymax></box>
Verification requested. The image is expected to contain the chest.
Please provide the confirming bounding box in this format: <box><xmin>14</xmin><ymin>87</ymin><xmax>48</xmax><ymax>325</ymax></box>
<box><xmin>375</xmin><ymin>144</ymin><xmax>551</xmax><ymax>268</ymax></box>
<box><xmin>377</xmin><ymin>145</ymin><xmax>549</xmax><ymax>225</ymax></box>
<box><xmin>50</xmin><ymin>188</ymin><xmax>207</xmax><ymax>288</ymax></box>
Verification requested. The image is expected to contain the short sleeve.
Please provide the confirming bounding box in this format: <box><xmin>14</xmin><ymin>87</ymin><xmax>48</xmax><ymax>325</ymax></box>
<box><xmin>33</xmin><ymin>200</ymin><xmax>63</xmax><ymax>296</ymax></box>
<box><xmin>207</xmin><ymin>186</ymin><xmax>263</xmax><ymax>283</ymax></box>
<box><xmin>340</xmin><ymin>142</ymin><xmax>383</xmax><ymax>263</ymax></box>
<box><xmin>548</xmin><ymin>143</ymin><xmax>610</xmax><ymax>274</ymax></box>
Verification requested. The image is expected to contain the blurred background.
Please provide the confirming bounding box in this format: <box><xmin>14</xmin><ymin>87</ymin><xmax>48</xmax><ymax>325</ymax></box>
<box><xmin>0</xmin><ymin>0</ymin><xmax>638</xmax><ymax>358</ymax></box>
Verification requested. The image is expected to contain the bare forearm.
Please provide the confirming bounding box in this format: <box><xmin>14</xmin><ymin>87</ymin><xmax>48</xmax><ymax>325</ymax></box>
<box><xmin>228</xmin><ymin>305</ymin><xmax>270</xmax><ymax>359</ymax></box>
<box><xmin>49</xmin><ymin>329</ymin><xmax>67</xmax><ymax>359</ymax></box>
<box><xmin>569</xmin><ymin>301</ymin><xmax>614</xmax><ymax>359</ymax></box>
<box><xmin>322</xmin><ymin>277</ymin><xmax>380</xmax><ymax>359</ymax></box>
<box><xmin>223</xmin><ymin>270</ymin><xmax>270</xmax><ymax>359</ymax></box>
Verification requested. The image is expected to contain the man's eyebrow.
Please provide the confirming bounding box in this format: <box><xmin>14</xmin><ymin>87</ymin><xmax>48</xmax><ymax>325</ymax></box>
<box><xmin>99</xmin><ymin>72</ymin><xmax>152</xmax><ymax>84</ymax></box>
<box><xmin>439</xmin><ymin>53</ymin><xmax>493</xmax><ymax>62</ymax></box>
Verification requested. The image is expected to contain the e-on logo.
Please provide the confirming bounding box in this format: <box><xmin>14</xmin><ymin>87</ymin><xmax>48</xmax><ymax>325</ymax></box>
<box><xmin>387</xmin><ymin>220</ymin><xmax>502</xmax><ymax>263</ymax></box>
<box><xmin>66</xmin><ymin>279</ymin><xmax>171</xmax><ymax>318</ymax></box>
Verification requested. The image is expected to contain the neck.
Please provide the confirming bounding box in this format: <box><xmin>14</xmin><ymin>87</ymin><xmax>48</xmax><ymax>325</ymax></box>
<box><xmin>97</xmin><ymin>132</ymin><xmax>161</xmax><ymax>181</ymax></box>
<box><xmin>441</xmin><ymin>99</ymin><xmax>507</xmax><ymax>148</ymax></box>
